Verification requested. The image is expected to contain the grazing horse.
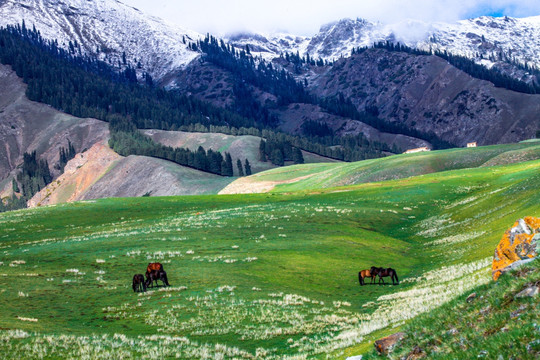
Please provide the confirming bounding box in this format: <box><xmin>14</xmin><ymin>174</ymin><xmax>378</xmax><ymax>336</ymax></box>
<box><xmin>147</xmin><ymin>262</ymin><xmax>163</xmax><ymax>274</ymax></box>
<box><xmin>145</xmin><ymin>269</ymin><xmax>170</xmax><ymax>288</ymax></box>
<box><xmin>132</xmin><ymin>274</ymin><xmax>146</xmax><ymax>293</ymax></box>
<box><xmin>358</xmin><ymin>269</ymin><xmax>376</xmax><ymax>286</ymax></box>
<box><xmin>370</xmin><ymin>266</ymin><xmax>399</xmax><ymax>285</ymax></box>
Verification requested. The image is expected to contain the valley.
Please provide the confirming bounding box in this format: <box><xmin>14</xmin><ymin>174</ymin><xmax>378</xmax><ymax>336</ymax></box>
<box><xmin>1</xmin><ymin>153</ymin><xmax>539</xmax><ymax>358</ymax></box>
<box><xmin>0</xmin><ymin>0</ymin><xmax>539</xmax><ymax>358</ymax></box>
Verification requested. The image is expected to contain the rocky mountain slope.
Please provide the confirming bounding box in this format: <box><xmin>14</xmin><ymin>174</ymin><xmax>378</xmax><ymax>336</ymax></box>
<box><xmin>169</xmin><ymin>59</ymin><xmax>431</xmax><ymax>150</ymax></box>
<box><xmin>309</xmin><ymin>49</ymin><xmax>540</xmax><ymax>146</ymax></box>
<box><xmin>29</xmin><ymin>141</ymin><xmax>234</xmax><ymax>207</ymax></box>
<box><xmin>171</xmin><ymin>47</ymin><xmax>539</xmax><ymax>148</ymax></box>
<box><xmin>0</xmin><ymin>64</ymin><xmax>108</xmax><ymax>195</ymax></box>
<box><xmin>0</xmin><ymin>63</ymin><xmax>236</xmax><ymax>206</ymax></box>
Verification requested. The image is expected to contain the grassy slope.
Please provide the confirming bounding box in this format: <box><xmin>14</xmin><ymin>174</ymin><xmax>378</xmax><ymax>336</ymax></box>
<box><xmin>227</xmin><ymin>141</ymin><xmax>540</xmax><ymax>193</ymax></box>
<box><xmin>0</xmin><ymin>158</ymin><xmax>539</xmax><ymax>358</ymax></box>
<box><xmin>362</xmin><ymin>259</ymin><xmax>540</xmax><ymax>359</ymax></box>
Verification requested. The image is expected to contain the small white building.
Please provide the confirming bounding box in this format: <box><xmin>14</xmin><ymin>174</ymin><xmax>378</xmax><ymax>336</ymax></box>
<box><xmin>404</xmin><ymin>146</ymin><xmax>431</xmax><ymax>154</ymax></box>
<box><xmin>467</xmin><ymin>142</ymin><xmax>477</xmax><ymax>148</ymax></box>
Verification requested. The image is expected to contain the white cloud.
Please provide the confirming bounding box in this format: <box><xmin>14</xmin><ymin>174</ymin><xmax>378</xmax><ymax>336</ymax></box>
<box><xmin>122</xmin><ymin>0</ymin><xmax>540</xmax><ymax>35</ymax></box>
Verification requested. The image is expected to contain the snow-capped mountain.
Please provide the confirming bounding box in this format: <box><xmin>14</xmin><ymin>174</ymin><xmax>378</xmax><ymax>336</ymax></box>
<box><xmin>0</xmin><ymin>0</ymin><xmax>538</xmax><ymax>83</ymax></box>
<box><xmin>0</xmin><ymin>0</ymin><xmax>202</xmax><ymax>80</ymax></box>
<box><xmin>228</xmin><ymin>15</ymin><xmax>540</xmax><ymax>77</ymax></box>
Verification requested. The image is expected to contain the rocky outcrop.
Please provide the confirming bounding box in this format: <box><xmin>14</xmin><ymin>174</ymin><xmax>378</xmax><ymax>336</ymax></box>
<box><xmin>374</xmin><ymin>332</ymin><xmax>406</xmax><ymax>355</ymax></box>
<box><xmin>492</xmin><ymin>217</ymin><xmax>540</xmax><ymax>281</ymax></box>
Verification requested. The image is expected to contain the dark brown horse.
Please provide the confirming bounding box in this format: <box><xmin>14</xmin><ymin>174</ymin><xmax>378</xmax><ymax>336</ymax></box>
<box><xmin>147</xmin><ymin>262</ymin><xmax>163</xmax><ymax>274</ymax></box>
<box><xmin>132</xmin><ymin>274</ymin><xmax>146</xmax><ymax>292</ymax></box>
<box><xmin>370</xmin><ymin>266</ymin><xmax>399</xmax><ymax>285</ymax></box>
<box><xmin>145</xmin><ymin>269</ymin><xmax>170</xmax><ymax>288</ymax></box>
<box><xmin>358</xmin><ymin>269</ymin><xmax>376</xmax><ymax>286</ymax></box>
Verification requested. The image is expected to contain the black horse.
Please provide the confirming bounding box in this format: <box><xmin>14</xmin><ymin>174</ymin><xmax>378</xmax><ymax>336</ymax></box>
<box><xmin>132</xmin><ymin>274</ymin><xmax>146</xmax><ymax>292</ymax></box>
<box><xmin>145</xmin><ymin>269</ymin><xmax>170</xmax><ymax>288</ymax></box>
<box><xmin>370</xmin><ymin>266</ymin><xmax>399</xmax><ymax>285</ymax></box>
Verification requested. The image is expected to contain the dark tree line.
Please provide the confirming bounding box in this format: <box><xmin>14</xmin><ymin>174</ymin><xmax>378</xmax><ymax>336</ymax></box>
<box><xmin>195</xmin><ymin>35</ymin><xmax>455</xmax><ymax>150</ymax></box>
<box><xmin>3</xmin><ymin>149</ymin><xmax>51</xmax><ymax>213</ymax></box>
<box><xmin>108</xmin><ymin>117</ymin><xmax>240</xmax><ymax>176</ymax></box>
<box><xmin>13</xmin><ymin>151</ymin><xmax>52</xmax><ymax>200</ymax></box>
<box><xmin>0</xmin><ymin>24</ymin><xmax>394</xmax><ymax>167</ymax></box>
<box><xmin>198</xmin><ymin>35</ymin><xmax>312</xmax><ymax>106</ymax></box>
<box><xmin>55</xmin><ymin>140</ymin><xmax>77</xmax><ymax>171</ymax></box>
<box><xmin>0</xmin><ymin>24</ymin><xmax>257</xmax><ymax>131</ymax></box>
<box><xmin>258</xmin><ymin>139</ymin><xmax>304</xmax><ymax>166</ymax></box>
<box><xmin>358</xmin><ymin>41</ymin><xmax>540</xmax><ymax>94</ymax></box>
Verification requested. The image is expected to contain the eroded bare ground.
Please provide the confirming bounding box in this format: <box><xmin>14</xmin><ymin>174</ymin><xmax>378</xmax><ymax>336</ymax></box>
<box><xmin>28</xmin><ymin>141</ymin><xmax>236</xmax><ymax>207</ymax></box>
<box><xmin>0</xmin><ymin>64</ymin><xmax>109</xmax><ymax>191</ymax></box>
<box><xmin>28</xmin><ymin>141</ymin><xmax>121</xmax><ymax>207</ymax></box>
<box><xmin>219</xmin><ymin>174</ymin><xmax>316</xmax><ymax>194</ymax></box>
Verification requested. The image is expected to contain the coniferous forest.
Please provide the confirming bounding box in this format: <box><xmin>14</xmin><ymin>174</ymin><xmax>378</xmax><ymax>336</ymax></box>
<box><xmin>0</xmin><ymin>24</ymin><xmax>392</xmax><ymax>169</ymax></box>
<box><xmin>2</xmin><ymin>23</ymin><xmax>538</xmax><ymax>213</ymax></box>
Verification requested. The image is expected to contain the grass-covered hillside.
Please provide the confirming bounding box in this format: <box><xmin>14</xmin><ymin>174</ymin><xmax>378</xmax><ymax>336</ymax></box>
<box><xmin>1</xmin><ymin>151</ymin><xmax>539</xmax><ymax>358</ymax></box>
<box><xmin>221</xmin><ymin>141</ymin><xmax>540</xmax><ymax>194</ymax></box>
<box><xmin>362</xmin><ymin>258</ymin><xmax>540</xmax><ymax>359</ymax></box>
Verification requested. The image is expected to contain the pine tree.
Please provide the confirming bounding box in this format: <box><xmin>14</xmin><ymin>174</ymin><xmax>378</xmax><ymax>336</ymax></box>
<box><xmin>225</xmin><ymin>153</ymin><xmax>234</xmax><ymax>176</ymax></box>
<box><xmin>271</xmin><ymin>149</ymin><xmax>284</xmax><ymax>166</ymax></box>
<box><xmin>243</xmin><ymin>159</ymin><xmax>251</xmax><ymax>176</ymax></box>
<box><xmin>258</xmin><ymin>139</ymin><xmax>267</xmax><ymax>161</ymax></box>
<box><xmin>12</xmin><ymin>179</ymin><xmax>19</xmax><ymax>193</ymax></box>
<box><xmin>237</xmin><ymin>158</ymin><xmax>244</xmax><ymax>176</ymax></box>
<box><xmin>292</xmin><ymin>147</ymin><xmax>304</xmax><ymax>164</ymax></box>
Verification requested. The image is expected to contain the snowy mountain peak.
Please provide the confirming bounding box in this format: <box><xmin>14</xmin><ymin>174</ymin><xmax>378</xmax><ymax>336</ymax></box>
<box><xmin>0</xmin><ymin>0</ymin><xmax>203</xmax><ymax>79</ymax></box>
<box><xmin>230</xmin><ymin>14</ymin><xmax>540</xmax><ymax>83</ymax></box>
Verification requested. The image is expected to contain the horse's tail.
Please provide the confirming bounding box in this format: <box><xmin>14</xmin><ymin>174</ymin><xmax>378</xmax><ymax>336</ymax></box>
<box><xmin>394</xmin><ymin>271</ymin><xmax>399</xmax><ymax>284</ymax></box>
<box><xmin>358</xmin><ymin>271</ymin><xmax>363</xmax><ymax>286</ymax></box>
<box><xmin>392</xmin><ymin>269</ymin><xmax>399</xmax><ymax>284</ymax></box>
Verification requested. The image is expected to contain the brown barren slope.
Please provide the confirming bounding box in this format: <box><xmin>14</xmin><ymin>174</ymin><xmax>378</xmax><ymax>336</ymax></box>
<box><xmin>0</xmin><ymin>64</ymin><xmax>108</xmax><ymax>191</ymax></box>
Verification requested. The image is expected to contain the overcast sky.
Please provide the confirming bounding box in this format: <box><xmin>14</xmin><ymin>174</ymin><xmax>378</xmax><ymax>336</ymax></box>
<box><xmin>122</xmin><ymin>0</ymin><xmax>540</xmax><ymax>36</ymax></box>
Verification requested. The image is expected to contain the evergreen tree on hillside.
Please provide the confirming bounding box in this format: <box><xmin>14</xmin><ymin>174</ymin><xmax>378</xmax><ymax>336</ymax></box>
<box><xmin>237</xmin><ymin>158</ymin><xmax>244</xmax><ymax>176</ymax></box>
<box><xmin>12</xmin><ymin>179</ymin><xmax>19</xmax><ymax>193</ymax></box>
<box><xmin>292</xmin><ymin>147</ymin><xmax>304</xmax><ymax>164</ymax></box>
<box><xmin>258</xmin><ymin>140</ymin><xmax>267</xmax><ymax>162</ymax></box>
<box><xmin>244</xmin><ymin>159</ymin><xmax>252</xmax><ymax>176</ymax></box>
<box><xmin>270</xmin><ymin>149</ymin><xmax>284</xmax><ymax>166</ymax></box>
<box><xmin>224</xmin><ymin>153</ymin><xmax>234</xmax><ymax>176</ymax></box>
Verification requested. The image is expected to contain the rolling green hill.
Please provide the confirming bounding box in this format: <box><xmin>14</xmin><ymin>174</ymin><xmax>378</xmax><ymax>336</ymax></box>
<box><xmin>221</xmin><ymin>141</ymin><xmax>540</xmax><ymax>194</ymax></box>
<box><xmin>1</xmin><ymin>153</ymin><xmax>539</xmax><ymax>358</ymax></box>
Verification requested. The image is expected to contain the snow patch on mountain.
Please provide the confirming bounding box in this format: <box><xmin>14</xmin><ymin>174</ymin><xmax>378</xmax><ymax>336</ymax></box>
<box><xmin>0</xmin><ymin>0</ymin><xmax>203</xmax><ymax>79</ymax></box>
<box><xmin>229</xmin><ymin>15</ymin><xmax>540</xmax><ymax>74</ymax></box>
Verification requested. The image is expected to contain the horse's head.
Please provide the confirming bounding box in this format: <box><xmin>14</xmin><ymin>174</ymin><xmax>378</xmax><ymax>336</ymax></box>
<box><xmin>370</xmin><ymin>266</ymin><xmax>380</xmax><ymax>275</ymax></box>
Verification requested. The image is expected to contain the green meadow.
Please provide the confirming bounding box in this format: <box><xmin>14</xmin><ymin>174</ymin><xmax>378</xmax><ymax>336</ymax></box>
<box><xmin>0</xmin><ymin>148</ymin><xmax>539</xmax><ymax>358</ymax></box>
<box><xmin>242</xmin><ymin>140</ymin><xmax>540</xmax><ymax>193</ymax></box>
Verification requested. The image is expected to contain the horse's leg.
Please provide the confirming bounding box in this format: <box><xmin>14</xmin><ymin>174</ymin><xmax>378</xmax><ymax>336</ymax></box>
<box><xmin>164</xmin><ymin>273</ymin><xmax>170</xmax><ymax>286</ymax></box>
